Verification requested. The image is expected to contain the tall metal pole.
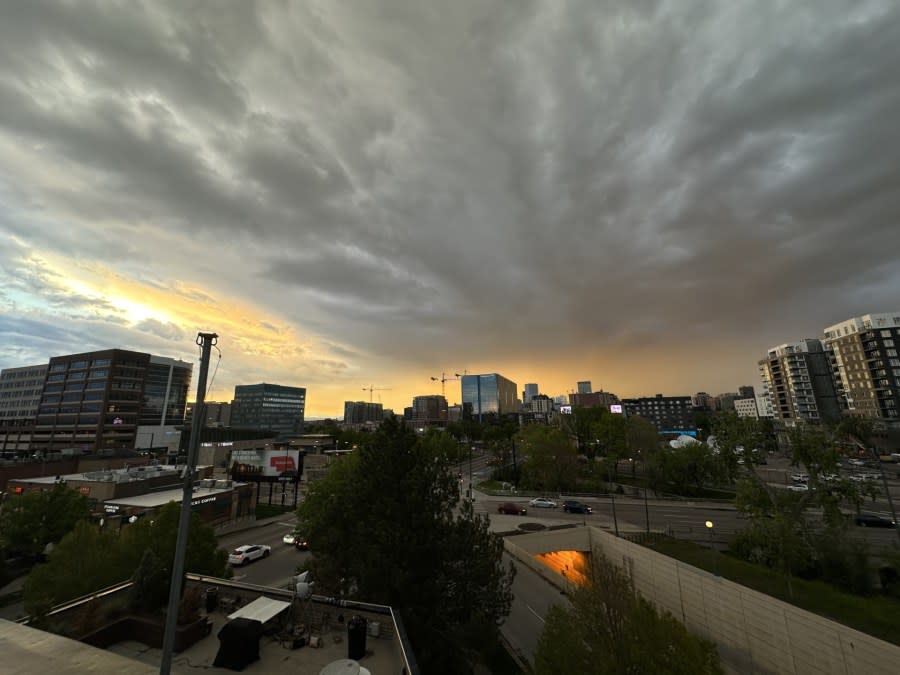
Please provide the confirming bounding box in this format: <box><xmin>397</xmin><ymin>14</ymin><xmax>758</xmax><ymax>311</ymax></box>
<box><xmin>160</xmin><ymin>332</ymin><xmax>217</xmax><ymax>675</ymax></box>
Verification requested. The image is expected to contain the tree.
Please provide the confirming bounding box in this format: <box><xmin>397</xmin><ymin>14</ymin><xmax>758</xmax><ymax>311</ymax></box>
<box><xmin>646</xmin><ymin>441</ymin><xmax>725</xmax><ymax>496</ymax></box>
<box><xmin>626</xmin><ymin>415</ymin><xmax>660</xmax><ymax>474</ymax></box>
<box><xmin>591</xmin><ymin>413</ymin><xmax>629</xmax><ymax>482</ymax></box>
<box><xmin>0</xmin><ymin>483</ymin><xmax>91</xmax><ymax>558</ymax></box>
<box><xmin>730</xmin><ymin>422</ymin><xmax>879</xmax><ymax>597</ymax></box>
<box><xmin>24</xmin><ymin>502</ymin><xmax>229</xmax><ymax>617</ymax></box>
<box><xmin>515</xmin><ymin>425</ymin><xmax>580</xmax><ymax>492</ymax></box>
<box><xmin>534</xmin><ymin>549</ymin><xmax>722</xmax><ymax>674</ymax></box>
<box><xmin>297</xmin><ymin>417</ymin><xmax>514</xmax><ymax>674</ymax></box>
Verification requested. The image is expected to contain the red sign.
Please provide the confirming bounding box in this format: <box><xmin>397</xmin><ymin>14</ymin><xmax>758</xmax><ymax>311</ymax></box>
<box><xmin>14</xmin><ymin>486</ymin><xmax>23</xmax><ymax>494</ymax></box>
<box><xmin>270</xmin><ymin>456</ymin><xmax>297</xmax><ymax>472</ymax></box>
<box><xmin>79</xmin><ymin>486</ymin><xmax>91</xmax><ymax>495</ymax></box>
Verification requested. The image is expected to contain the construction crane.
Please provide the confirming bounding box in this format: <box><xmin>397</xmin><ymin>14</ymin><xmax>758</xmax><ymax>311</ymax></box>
<box><xmin>362</xmin><ymin>385</ymin><xmax>391</xmax><ymax>403</ymax></box>
<box><xmin>431</xmin><ymin>372</ymin><xmax>462</xmax><ymax>398</ymax></box>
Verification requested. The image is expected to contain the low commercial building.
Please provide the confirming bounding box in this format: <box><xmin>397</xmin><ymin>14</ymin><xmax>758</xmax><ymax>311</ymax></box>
<box><xmin>102</xmin><ymin>479</ymin><xmax>255</xmax><ymax>527</ymax></box>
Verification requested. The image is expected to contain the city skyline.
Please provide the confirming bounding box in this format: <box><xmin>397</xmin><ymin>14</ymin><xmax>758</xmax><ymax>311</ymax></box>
<box><xmin>1</xmin><ymin>3</ymin><xmax>899</xmax><ymax>418</ymax></box>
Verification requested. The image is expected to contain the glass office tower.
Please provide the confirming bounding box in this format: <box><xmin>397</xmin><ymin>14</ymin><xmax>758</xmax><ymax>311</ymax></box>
<box><xmin>460</xmin><ymin>373</ymin><xmax>518</xmax><ymax>420</ymax></box>
<box><xmin>231</xmin><ymin>383</ymin><xmax>306</xmax><ymax>436</ymax></box>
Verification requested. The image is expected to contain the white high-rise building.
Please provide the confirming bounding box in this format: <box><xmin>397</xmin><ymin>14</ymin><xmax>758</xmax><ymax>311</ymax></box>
<box><xmin>523</xmin><ymin>383</ymin><xmax>539</xmax><ymax>403</ymax></box>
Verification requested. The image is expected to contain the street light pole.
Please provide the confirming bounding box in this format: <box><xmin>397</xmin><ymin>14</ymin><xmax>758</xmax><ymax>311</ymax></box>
<box><xmin>160</xmin><ymin>332</ymin><xmax>217</xmax><ymax>675</ymax></box>
<box><xmin>705</xmin><ymin>520</ymin><xmax>718</xmax><ymax>576</ymax></box>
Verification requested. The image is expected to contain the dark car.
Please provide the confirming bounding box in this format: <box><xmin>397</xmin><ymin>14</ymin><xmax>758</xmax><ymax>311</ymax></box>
<box><xmin>497</xmin><ymin>502</ymin><xmax>527</xmax><ymax>515</ymax></box>
<box><xmin>294</xmin><ymin>535</ymin><xmax>310</xmax><ymax>550</ymax></box>
<box><xmin>563</xmin><ymin>500</ymin><xmax>592</xmax><ymax>514</ymax></box>
<box><xmin>855</xmin><ymin>513</ymin><xmax>896</xmax><ymax>528</ymax></box>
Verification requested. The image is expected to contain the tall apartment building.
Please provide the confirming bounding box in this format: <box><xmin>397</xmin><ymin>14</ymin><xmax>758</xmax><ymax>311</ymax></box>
<box><xmin>343</xmin><ymin>400</ymin><xmax>383</xmax><ymax>425</ymax></box>
<box><xmin>31</xmin><ymin>349</ymin><xmax>190</xmax><ymax>452</ymax></box>
<box><xmin>461</xmin><ymin>373</ymin><xmax>518</xmax><ymax>420</ymax></box>
<box><xmin>0</xmin><ymin>364</ymin><xmax>47</xmax><ymax>421</ymax></box>
<box><xmin>523</xmin><ymin>383</ymin><xmax>539</xmax><ymax>403</ymax></box>
<box><xmin>823</xmin><ymin>313</ymin><xmax>900</xmax><ymax>419</ymax></box>
<box><xmin>231</xmin><ymin>384</ymin><xmax>306</xmax><ymax>436</ymax></box>
<box><xmin>411</xmin><ymin>395</ymin><xmax>448</xmax><ymax>426</ymax></box>
<box><xmin>577</xmin><ymin>380</ymin><xmax>592</xmax><ymax>394</ymax></box>
<box><xmin>622</xmin><ymin>394</ymin><xmax>695</xmax><ymax>432</ymax></box>
<box><xmin>758</xmin><ymin>339</ymin><xmax>840</xmax><ymax>425</ymax></box>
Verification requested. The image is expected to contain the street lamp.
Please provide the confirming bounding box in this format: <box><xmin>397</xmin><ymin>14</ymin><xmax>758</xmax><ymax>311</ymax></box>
<box><xmin>705</xmin><ymin>520</ymin><xmax>718</xmax><ymax>576</ymax></box>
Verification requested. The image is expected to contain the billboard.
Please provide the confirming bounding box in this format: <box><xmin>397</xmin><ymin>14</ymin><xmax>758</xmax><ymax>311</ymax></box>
<box><xmin>559</xmin><ymin>405</ymin><xmax>572</xmax><ymax>414</ymax></box>
<box><xmin>231</xmin><ymin>448</ymin><xmax>303</xmax><ymax>481</ymax></box>
<box><xmin>609</xmin><ymin>404</ymin><xmax>623</xmax><ymax>414</ymax></box>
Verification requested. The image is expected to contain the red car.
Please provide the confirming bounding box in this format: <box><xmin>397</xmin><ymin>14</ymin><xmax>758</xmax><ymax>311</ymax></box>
<box><xmin>497</xmin><ymin>502</ymin><xmax>526</xmax><ymax>515</ymax></box>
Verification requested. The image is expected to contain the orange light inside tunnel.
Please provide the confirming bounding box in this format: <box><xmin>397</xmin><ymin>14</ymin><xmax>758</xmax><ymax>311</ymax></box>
<box><xmin>535</xmin><ymin>550</ymin><xmax>590</xmax><ymax>587</ymax></box>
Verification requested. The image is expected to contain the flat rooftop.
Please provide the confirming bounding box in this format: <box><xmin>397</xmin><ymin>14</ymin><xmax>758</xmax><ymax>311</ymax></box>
<box><xmin>12</xmin><ymin>464</ymin><xmax>210</xmax><ymax>485</ymax></box>
<box><xmin>104</xmin><ymin>483</ymin><xmax>239</xmax><ymax>509</ymax></box>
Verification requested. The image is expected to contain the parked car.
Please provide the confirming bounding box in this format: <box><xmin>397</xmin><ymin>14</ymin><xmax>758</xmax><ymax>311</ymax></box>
<box><xmin>848</xmin><ymin>458</ymin><xmax>867</xmax><ymax>467</ymax></box>
<box><xmin>563</xmin><ymin>500</ymin><xmax>592</xmax><ymax>514</ymax></box>
<box><xmin>855</xmin><ymin>513</ymin><xmax>896</xmax><ymax>528</ymax></box>
<box><xmin>283</xmin><ymin>532</ymin><xmax>297</xmax><ymax>545</ymax></box>
<box><xmin>791</xmin><ymin>473</ymin><xmax>809</xmax><ymax>483</ymax></box>
<box><xmin>497</xmin><ymin>502</ymin><xmax>527</xmax><ymax>515</ymax></box>
<box><xmin>786</xmin><ymin>483</ymin><xmax>809</xmax><ymax>492</ymax></box>
<box><xmin>228</xmin><ymin>544</ymin><xmax>271</xmax><ymax>566</ymax></box>
<box><xmin>529</xmin><ymin>497</ymin><xmax>557</xmax><ymax>509</ymax></box>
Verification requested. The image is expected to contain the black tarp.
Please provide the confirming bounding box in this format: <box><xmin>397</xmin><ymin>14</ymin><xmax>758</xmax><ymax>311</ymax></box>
<box><xmin>212</xmin><ymin>617</ymin><xmax>263</xmax><ymax>671</ymax></box>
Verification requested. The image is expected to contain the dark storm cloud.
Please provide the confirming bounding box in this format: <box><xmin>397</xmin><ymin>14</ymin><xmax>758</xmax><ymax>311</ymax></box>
<box><xmin>1</xmin><ymin>0</ymin><xmax>899</xmax><ymax>391</ymax></box>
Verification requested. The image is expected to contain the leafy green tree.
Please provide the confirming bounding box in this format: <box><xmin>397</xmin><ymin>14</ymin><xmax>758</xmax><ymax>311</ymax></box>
<box><xmin>568</xmin><ymin>406</ymin><xmax>607</xmax><ymax>455</ymax></box>
<box><xmin>626</xmin><ymin>415</ymin><xmax>660</xmax><ymax>475</ymax></box>
<box><xmin>297</xmin><ymin>417</ymin><xmax>514</xmax><ymax>674</ymax></box>
<box><xmin>0</xmin><ymin>483</ymin><xmax>91</xmax><ymax>558</ymax></box>
<box><xmin>591</xmin><ymin>413</ymin><xmax>628</xmax><ymax>481</ymax></box>
<box><xmin>730</xmin><ymin>422</ymin><xmax>879</xmax><ymax>597</ymax></box>
<box><xmin>646</xmin><ymin>441</ymin><xmax>725</xmax><ymax>496</ymax></box>
<box><xmin>515</xmin><ymin>425</ymin><xmax>579</xmax><ymax>492</ymax></box>
<box><xmin>24</xmin><ymin>502</ymin><xmax>229</xmax><ymax>617</ymax></box>
<box><xmin>534</xmin><ymin>550</ymin><xmax>722</xmax><ymax>674</ymax></box>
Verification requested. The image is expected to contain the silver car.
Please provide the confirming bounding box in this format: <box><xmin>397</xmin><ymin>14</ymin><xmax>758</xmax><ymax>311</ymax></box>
<box><xmin>528</xmin><ymin>497</ymin><xmax>558</xmax><ymax>508</ymax></box>
<box><xmin>228</xmin><ymin>544</ymin><xmax>271</xmax><ymax>566</ymax></box>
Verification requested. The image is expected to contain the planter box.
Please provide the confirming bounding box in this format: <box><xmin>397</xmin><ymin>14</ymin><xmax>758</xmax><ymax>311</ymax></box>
<box><xmin>81</xmin><ymin>614</ymin><xmax>212</xmax><ymax>653</ymax></box>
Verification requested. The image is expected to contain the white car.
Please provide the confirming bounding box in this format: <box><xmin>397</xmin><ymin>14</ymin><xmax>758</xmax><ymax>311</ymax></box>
<box><xmin>787</xmin><ymin>484</ymin><xmax>809</xmax><ymax>492</ymax></box>
<box><xmin>529</xmin><ymin>497</ymin><xmax>558</xmax><ymax>509</ymax></box>
<box><xmin>790</xmin><ymin>473</ymin><xmax>809</xmax><ymax>483</ymax></box>
<box><xmin>848</xmin><ymin>459</ymin><xmax>866</xmax><ymax>467</ymax></box>
<box><xmin>283</xmin><ymin>533</ymin><xmax>297</xmax><ymax>545</ymax></box>
<box><xmin>228</xmin><ymin>544</ymin><xmax>271</xmax><ymax>566</ymax></box>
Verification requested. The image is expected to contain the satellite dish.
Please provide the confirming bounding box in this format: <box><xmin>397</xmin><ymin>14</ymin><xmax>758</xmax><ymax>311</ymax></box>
<box><xmin>295</xmin><ymin>581</ymin><xmax>314</xmax><ymax>599</ymax></box>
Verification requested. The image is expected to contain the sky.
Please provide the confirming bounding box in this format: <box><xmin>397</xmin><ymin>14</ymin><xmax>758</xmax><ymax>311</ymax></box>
<box><xmin>1</xmin><ymin>1</ymin><xmax>899</xmax><ymax>418</ymax></box>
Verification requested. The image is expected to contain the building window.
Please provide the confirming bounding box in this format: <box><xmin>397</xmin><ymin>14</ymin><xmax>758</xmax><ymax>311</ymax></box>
<box><xmin>89</xmin><ymin>369</ymin><xmax>108</xmax><ymax>379</ymax></box>
<box><xmin>50</xmin><ymin>364</ymin><xmax>66</xmax><ymax>372</ymax></box>
<box><xmin>68</xmin><ymin>372</ymin><xmax>86</xmax><ymax>381</ymax></box>
<box><xmin>70</xmin><ymin>361</ymin><xmax>89</xmax><ymax>369</ymax></box>
<box><xmin>47</xmin><ymin>374</ymin><xmax>65</xmax><ymax>382</ymax></box>
<box><xmin>92</xmin><ymin>359</ymin><xmax>111</xmax><ymax>367</ymax></box>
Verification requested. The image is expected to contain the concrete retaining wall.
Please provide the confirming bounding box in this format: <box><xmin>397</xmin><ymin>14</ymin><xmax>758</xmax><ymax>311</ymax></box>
<box><xmin>506</xmin><ymin>526</ymin><xmax>900</xmax><ymax>674</ymax></box>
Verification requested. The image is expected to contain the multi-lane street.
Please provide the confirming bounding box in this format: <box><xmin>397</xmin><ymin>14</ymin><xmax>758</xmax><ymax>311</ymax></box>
<box><xmin>218</xmin><ymin>518</ymin><xmax>309</xmax><ymax>589</ymax></box>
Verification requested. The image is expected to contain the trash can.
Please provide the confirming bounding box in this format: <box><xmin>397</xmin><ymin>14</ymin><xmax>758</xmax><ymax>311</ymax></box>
<box><xmin>347</xmin><ymin>615</ymin><xmax>367</xmax><ymax>660</ymax></box>
<box><xmin>205</xmin><ymin>587</ymin><xmax>219</xmax><ymax>613</ymax></box>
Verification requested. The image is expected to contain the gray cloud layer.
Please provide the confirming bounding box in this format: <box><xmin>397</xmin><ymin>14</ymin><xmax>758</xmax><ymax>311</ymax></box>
<box><xmin>1</xmin><ymin>0</ymin><xmax>899</xmax><ymax>399</ymax></box>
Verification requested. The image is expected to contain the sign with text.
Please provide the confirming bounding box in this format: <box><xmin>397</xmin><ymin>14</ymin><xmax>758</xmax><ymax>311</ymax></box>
<box><xmin>231</xmin><ymin>448</ymin><xmax>303</xmax><ymax>481</ymax></box>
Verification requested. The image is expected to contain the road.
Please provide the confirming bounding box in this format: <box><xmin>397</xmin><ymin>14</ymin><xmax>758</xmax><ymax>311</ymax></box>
<box><xmin>501</xmin><ymin>555</ymin><xmax>569</xmax><ymax>666</ymax></box>
<box><xmin>217</xmin><ymin>516</ymin><xmax>310</xmax><ymax>589</ymax></box>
